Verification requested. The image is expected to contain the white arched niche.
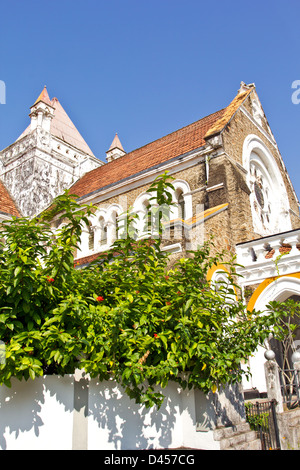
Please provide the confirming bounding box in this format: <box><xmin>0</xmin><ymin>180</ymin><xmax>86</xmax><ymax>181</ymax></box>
<box><xmin>76</xmin><ymin>218</ymin><xmax>98</xmax><ymax>258</ymax></box>
<box><xmin>133</xmin><ymin>192</ymin><xmax>154</xmax><ymax>238</ymax></box>
<box><xmin>106</xmin><ymin>203</ymin><xmax>124</xmax><ymax>243</ymax></box>
<box><xmin>243</xmin><ymin>275</ymin><xmax>300</xmax><ymax>393</ymax></box>
<box><xmin>210</xmin><ymin>269</ymin><xmax>237</xmax><ymax>303</ymax></box>
<box><xmin>90</xmin><ymin>208</ymin><xmax>108</xmax><ymax>251</ymax></box>
<box><xmin>254</xmin><ymin>276</ymin><xmax>300</xmax><ymax>313</ymax></box>
<box><xmin>242</xmin><ymin>135</ymin><xmax>291</xmax><ymax>237</ymax></box>
<box><xmin>170</xmin><ymin>180</ymin><xmax>192</xmax><ymax>221</ymax></box>
<box><xmin>92</xmin><ymin>204</ymin><xmax>124</xmax><ymax>249</ymax></box>
<box><xmin>133</xmin><ymin>181</ymin><xmax>193</xmax><ymax>239</ymax></box>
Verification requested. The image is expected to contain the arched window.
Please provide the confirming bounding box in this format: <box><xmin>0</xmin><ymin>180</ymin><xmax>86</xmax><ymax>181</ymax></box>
<box><xmin>142</xmin><ymin>200</ymin><xmax>152</xmax><ymax>235</ymax></box>
<box><xmin>99</xmin><ymin>217</ymin><xmax>108</xmax><ymax>246</ymax></box>
<box><xmin>88</xmin><ymin>223</ymin><xmax>94</xmax><ymax>251</ymax></box>
<box><xmin>171</xmin><ymin>181</ymin><xmax>192</xmax><ymax>221</ymax></box>
<box><xmin>110</xmin><ymin>210</ymin><xmax>122</xmax><ymax>241</ymax></box>
<box><xmin>133</xmin><ymin>192</ymin><xmax>153</xmax><ymax>238</ymax></box>
<box><xmin>249</xmin><ymin>156</ymin><xmax>273</xmax><ymax>230</ymax></box>
<box><xmin>175</xmin><ymin>188</ymin><xmax>185</xmax><ymax>221</ymax></box>
<box><xmin>243</xmin><ymin>135</ymin><xmax>291</xmax><ymax>236</ymax></box>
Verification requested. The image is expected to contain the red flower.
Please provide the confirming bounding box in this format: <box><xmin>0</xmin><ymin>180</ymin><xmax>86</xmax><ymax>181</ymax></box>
<box><xmin>154</xmin><ymin>333</ymin><xmax>158</xmax><ymax>338</ymax></box>
<box><xmin>166</xmin><ymin>301</ymin><xmax>171</xmax><ymax>305</ymax></box>
<box><xmin>96</xmin><ymin>296</ymin><xmax>104</xmax><ymax>302</ymax></box>
<box><xmin>47</xmin><ymin>276</ymin><xmax>55</xmax><ymax>283</ymax></box>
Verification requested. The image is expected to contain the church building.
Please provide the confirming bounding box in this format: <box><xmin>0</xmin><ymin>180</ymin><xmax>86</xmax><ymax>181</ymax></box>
<box><xmin>1</xmin><ymin>82</ymin><xmax>300</xmax><ymax>397</ymax></box>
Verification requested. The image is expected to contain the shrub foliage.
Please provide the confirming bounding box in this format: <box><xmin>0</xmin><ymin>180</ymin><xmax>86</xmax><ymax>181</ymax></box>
<box><xmin>0</xmin><ymin>173</ymin><xmax>277</xmax><ymax>407</ymax></box>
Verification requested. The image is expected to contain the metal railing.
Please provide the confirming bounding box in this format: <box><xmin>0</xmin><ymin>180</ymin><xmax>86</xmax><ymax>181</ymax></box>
<box><xmin>245</xmin><ymin>400</ymin><xmax>281</xmax><ymax>450</ymax></box>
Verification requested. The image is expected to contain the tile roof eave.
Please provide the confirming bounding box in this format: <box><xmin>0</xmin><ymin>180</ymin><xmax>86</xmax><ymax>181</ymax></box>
<box><xmin>0</xmin><ymin>210</ymin><xmax>19</xmax><ymax>219</ymax></box>
<box><xmin>75</xmin><ymin>143</ymin><xmax>208</xmax><ymax>202</ymax></box>
<box><xmin>70</xmin><ymin>107</ymin><xmax>226</xmax><ymax>199</ymax></box>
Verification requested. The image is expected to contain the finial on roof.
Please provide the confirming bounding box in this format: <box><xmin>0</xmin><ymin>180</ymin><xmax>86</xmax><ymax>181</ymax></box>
<box><xmin>106</xmin><ymin>133</ymin><xmax>126</xmax><ymax>162</ymax></box>
<box><xmin>108</xmin><ymin>133</ymin><xmax>125</xmax><ymax>152</ymax></box>
<box><xmin>238</xmin><ymin>81</ymin><xmax>255</xmax><ymax>94</ymax></box>
<box><xmin>29</xmin><ymin>86</ymin><xmax>55</xmax><ymax>133</ymax></box>
<box><xmin>34</xmin><ymin>85</ymin><xmax>52</xmax><ymax>105</ymax></box>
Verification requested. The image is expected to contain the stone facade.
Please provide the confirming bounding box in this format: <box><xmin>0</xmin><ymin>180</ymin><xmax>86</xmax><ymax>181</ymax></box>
<box><xmin>0</xmin><ymin>87</ymin><xmax>102</xmax><ymax>218</ymax></box>
<box><xmin>66</xmin><ymin>85</ymin><xmax>299</xmax><ymax>267</ymax></box>
<box><xmin>1</xmin><ymin>81</ymin><xmax>300</xmax><ymax>406</ymax></box>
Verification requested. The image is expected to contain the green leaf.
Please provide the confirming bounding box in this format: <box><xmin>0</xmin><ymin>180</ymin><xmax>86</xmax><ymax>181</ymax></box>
<box><xmin>127</xmin><ymin>293</ymin><xmax>133</xmax><ymax>303</ymax></box>
<box><xmin>184</xmin><ymin>298</ymin><xmax>193</xmax><ymax>312</ymax></box>
<box><xmin>159</xmin><ymin>335</ymin><xmax>168</xmax><ymax>349</ymax></box>
<box><xmin>23</xmin><ymin>302</ymin><xmax>30</xmax><ymax>314</ymax></box>
<box><xmin>122</xmin><ymin>368</ymin><xmax>132</xmax><ymax>380</ymax></box>
<box><xmin>14</xmin><ymin>266</ymin><xmax>22</xmax><ymax>277</ymax></box>
<box><xmin>6</xmin><ymin>286</ymin><xmax>12</xmax><ymax>295</ymax></box>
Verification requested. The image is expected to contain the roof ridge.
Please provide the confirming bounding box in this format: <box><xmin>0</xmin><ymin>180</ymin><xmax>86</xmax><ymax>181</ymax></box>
<box><xmin>113</xmin><ymin>107</ymin><xmax>226</xmax><ymax>161</ymax></box>
<box><xmin>204</xmin><ymin>87</ymin><xmax>254</xmax><ymax>139</ymax></box>
<box><xmin>70</xmin><ymin>87</ymin><xmax>253</xmax><ymax>199</ymax></box>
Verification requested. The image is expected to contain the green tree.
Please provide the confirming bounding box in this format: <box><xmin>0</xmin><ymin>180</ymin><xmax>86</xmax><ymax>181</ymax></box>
<box><xmin>267</xmin><ymin>298</ymin><xmax>300</xmax><ymax>369</ymax></box>
<box><xmin>0</xmin><ymin>173</ymin><xmax>280</xmax><ymax>408</ymax></box>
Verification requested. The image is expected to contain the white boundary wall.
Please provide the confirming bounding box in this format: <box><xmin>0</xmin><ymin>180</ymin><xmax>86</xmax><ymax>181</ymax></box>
<box><xmin>0</xmin><ymin>373</ymin><xmax>245</xmax><ymax>450</ymax></box>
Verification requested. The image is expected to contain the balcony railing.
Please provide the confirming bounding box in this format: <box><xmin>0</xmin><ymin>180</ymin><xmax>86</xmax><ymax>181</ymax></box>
<box><xmin>235</xmin><ymin>228</ymin><xmax>300</xmax><ymax>286</ymax></box>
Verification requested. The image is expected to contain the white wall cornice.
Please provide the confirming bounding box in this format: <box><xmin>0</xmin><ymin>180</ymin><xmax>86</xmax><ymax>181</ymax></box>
<box><xmin>76</xmin><ymin>145</ymin><xmax>222</xmax><ymax>206</ymax></box>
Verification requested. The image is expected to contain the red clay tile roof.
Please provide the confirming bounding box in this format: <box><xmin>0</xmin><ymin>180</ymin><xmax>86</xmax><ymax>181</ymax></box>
<box><xmin>70</xmin><ymin>108</ymin><xmax>226</xmax><ymax>199</ymax></box>
<box><xmin>0</xmin><ymin>180</ymin><xmax>21</xmax><ymax>217</ymax></box>
<box><xmin>71</xmin><ymin>87</ymin><xmax>255</xmax><ymax>200</ymax></box>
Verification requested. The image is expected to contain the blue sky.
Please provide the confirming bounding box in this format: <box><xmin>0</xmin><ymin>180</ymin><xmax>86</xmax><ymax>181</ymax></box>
<box><xmin>1</xmin><ymin>0</ymin><xmax>300</xmax><ymax>199</ymax></box>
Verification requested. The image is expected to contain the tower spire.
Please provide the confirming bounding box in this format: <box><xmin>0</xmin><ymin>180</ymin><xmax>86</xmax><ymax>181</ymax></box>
<box><xmin>34</xmin><ymin>85</ymin><xmax>52</xmax><ymax>106</ymax></box>
<box><xmin>106</xmin><ymin>133</ymin><xmax>126</xmax><ymax>162</ymax></box>
<box><xmin>29</xmin><ymin>86</ymin><xmax>54</xmax><ymax>132</ymax></box>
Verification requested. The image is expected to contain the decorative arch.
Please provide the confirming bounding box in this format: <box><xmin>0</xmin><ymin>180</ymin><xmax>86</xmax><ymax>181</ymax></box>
<box><xmin>245</xmin><ymin>273</ymin><xmax>300</xmax><ymax>388</ymax></box>
<box><xmin>247</xmin><ymin>273</ymin><xmax>300</xmax><ymax>312</ymax></box>
<box><xmin>106</xmin><ymin>203</ymin><xmax>124</xmax><ymax>242</ymax></box>
<box><xmin>207</xmin><ymin>263</ymin><xmax>238</xmax><ymax>300</ymax></box>
<box><xmin>106</xmin><ymin>203</ymin><xmax>123</xmax><ymax>222</ymax></box>
<box><xmin>242</xmin><ymin>134</ymin><xmax>291</xmax><ymax>236</ymax></box>
<box><xmin>88</xmin><ymin>208</ymin><xmax>108</xmax><ymax>250</ymax></box>
<box><xmin>133</xmin><ymin>192</ymin><xmax>153</xmax><ymax>212</ymax></box>
<box><xmin>133</xmin><ymin>192</ymin><xmax>155</xmax><ymax>238</ymax></box>
<box><xmin>170</xmin><ymin>180</ymin><xmax>192</xmax><ymax>221</ymax></box>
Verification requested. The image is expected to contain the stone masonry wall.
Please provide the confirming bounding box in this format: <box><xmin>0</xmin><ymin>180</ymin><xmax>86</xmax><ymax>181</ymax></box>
<box><xmin>75</xmin><ymin>92</ymin><xmax>300</xmax><ymax>265</ymax></box>
<box><xmin>222</xmin><ymin>93</ymin><xmax>300</xmax><ymax>230</ymax></box>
